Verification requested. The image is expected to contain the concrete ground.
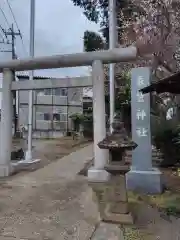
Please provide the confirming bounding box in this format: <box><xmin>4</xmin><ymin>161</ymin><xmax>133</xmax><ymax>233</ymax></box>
<box><xmin>0</xmin><ymin>144</ymin><xmax>102</xmax><ymax>240</ymax></box>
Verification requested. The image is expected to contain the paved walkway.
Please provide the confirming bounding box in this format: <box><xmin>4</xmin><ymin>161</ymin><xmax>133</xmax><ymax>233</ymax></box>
<box><xmin>0</xmin><ymin>144</ymin><xmax>103</xmax><ymax>240</ymax></box>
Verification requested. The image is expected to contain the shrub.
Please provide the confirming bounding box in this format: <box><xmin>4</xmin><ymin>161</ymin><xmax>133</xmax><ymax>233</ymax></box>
<box><xmin>153</xmin><ymin>121</ymin><xmax>180</xmax><ymax>167</ymax></box>
<box><xmin>83</xmin><ymin>114</ymin><xmax>93</xmax><ymax>139</ymax></box>
<box><xmin>70</xmin><ymin>113</ymin><xmax>85</xmax><ymax>132</ymax></box>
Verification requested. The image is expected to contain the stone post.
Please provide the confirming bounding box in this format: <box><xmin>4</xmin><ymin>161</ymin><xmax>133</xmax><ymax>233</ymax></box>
<box><xmin>0</xmin><ymin>69</ymin><xmax>13</xmax><ymax>176</ymax></box>
<box><xmin>126</xmin><ymin>67</ymin><xmax>162</xmax><ymax>193</ymax></box>
<box><xmin>88</xmin><ymin>60</ymin><xmax>109</xmax><ymax>182</ymax></box>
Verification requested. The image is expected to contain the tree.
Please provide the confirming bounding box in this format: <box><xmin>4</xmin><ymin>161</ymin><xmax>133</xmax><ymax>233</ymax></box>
<box><xmin>71</xmin><ymin>0</ymin><xmax>135</xmax><ymax>42</ymax></box>
<box><xmin>125</xmin><ymin>0</ymin><xmax>180</xmax><ymax>121</ymax></box>
<box><xmin>72</xmin><ymin>0</ymin><xmax>180</xmax><ymax>73</ymax></box>
<box><xmin>73</xmin><ymin>0</ymin><xmax>180</xmax><ymax>129</ymax></box>
<box><xmin>83</xmin><ymin>31</ymin><xmax>105</xmax><ymax>51</ymax></box>
<box><xmin>124</xmin><ymin>0</ymin><xmax>180</xmax><ymax>72</ymax></box>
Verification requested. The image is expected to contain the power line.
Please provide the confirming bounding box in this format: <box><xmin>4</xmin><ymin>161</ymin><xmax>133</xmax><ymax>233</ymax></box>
<box><xmin>0</xmin><ymin>25</ymin><xmax>4</xmax><ymax>33</ymax></box>
<box><xmin>3</xmin><ymin>24</ymin><xmax>21</xmax><ymax>135</ymax></box>
<box><xmin>5</xmin><ymin>0</ymin><xmax>28</xmax><ymax>55</ymax></box>
<box><xmin>3</xmin><ymin>24</ymin><xmax>21</xmax><ymax>57</ymax></box>
<box><xmin>0</xmin><ymin>2</ymin><xmax>27</xmax><ymax>134</ymax></box>
<box><xmin>0</xmin><ymin>24</ymin><xmax>8</xmax><ymax>41</ymax></box>
<box><xmin>0</xmin><ymin>31</ymin><xmax>5</xmax><ymax>42</ymax></box>
<box><xmin>0</xmin><ymin>6</ymin><xmax>10</xmax><ymax>28</ymax></box>
<box><xmin>6</xmin><ymin>0</ymin><xmax>20</xmax><ymax>33</ymax></box>
<box><xmin>0</xmin><ymin>4</ymin><xmax>10</xmax><ymax>42</ymax></box>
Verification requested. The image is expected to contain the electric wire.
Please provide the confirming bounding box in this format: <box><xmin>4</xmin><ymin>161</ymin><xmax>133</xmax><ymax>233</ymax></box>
<box><xmin>6</xmin><ymin>0</ymin><xmax>20</xmax><ymax>33</ymax></box>
<box><xmin>0</xmin><ymin>29</ymin><xmax>5</xmax><ymax>42</ymax></box>
<box><xmin>0</xmin><ymin>6</ymin><xmax>10</xmax><ymax>28</ymax></box>
<box><xmin>0</xmin><ymin>4</ymin><xmax>11</xmax><ymax>42</ymax></box>
<box><xmin>6</xmin><ymin>0</ymin><xmax>28</xmax><ymax>55</ymax></box>
<box><xmin>0</xmin><ymin>24</ymin><xmax>8</xmax><ymax>41</ymax></box>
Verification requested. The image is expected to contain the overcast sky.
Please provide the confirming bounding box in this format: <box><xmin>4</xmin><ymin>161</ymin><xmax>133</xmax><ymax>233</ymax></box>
<box><xmin>0</xmin><ymin>0</ymin><xmax>99</xmax><ymax>77</ymax></box>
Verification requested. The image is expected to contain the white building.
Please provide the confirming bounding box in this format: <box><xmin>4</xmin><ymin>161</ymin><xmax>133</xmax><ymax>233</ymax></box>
<box><xmin>0</xmin><ymin>73</ymin><xmax>84</xmax><ymax>138</ymax></box>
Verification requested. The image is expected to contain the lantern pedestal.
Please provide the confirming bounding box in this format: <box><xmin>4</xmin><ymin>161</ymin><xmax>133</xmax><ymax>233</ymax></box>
<box><xmin>89</xmin><ymin>114</ymin><xmax>137</xmax><ymax>224</ymax></box>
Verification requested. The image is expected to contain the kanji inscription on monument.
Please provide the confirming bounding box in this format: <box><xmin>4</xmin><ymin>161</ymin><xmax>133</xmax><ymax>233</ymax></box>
<box><xmin>131</xmin><ymin>67</ymin><xmax>152</xmax><ymax>170</ymax></box>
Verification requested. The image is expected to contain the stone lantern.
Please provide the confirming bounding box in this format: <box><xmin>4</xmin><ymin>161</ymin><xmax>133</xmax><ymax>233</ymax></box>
<box><xmin>97</xmin><ymin>113</ymin><xmax>137</xmax><ymax>224</ymax></box>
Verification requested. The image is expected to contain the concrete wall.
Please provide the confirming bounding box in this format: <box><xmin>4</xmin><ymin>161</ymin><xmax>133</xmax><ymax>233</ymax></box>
<box><xmin>32</xmin><ymin>130</ymin><xmax>64</xmax><ymax>139</ymax></box>
<box><xmin>19</xmin><ymin>105</ymin><xmax>36</xmax><ymax>128</ymax></box>
<box><xmin>19</xmin><ymin>87</ymin><xmax>83</xmax><ymax>106</ymax></box>
<box><xmin>68</xmin><ymin>87</ymin><xmax>82</xmax><ymax>105</ymax></box>
<box><xmin>19</xmin><ymin>90</ymin><xmax>36</xmax><ymax>104</ymax></box>
<box><xmin>19</xmin><ymin>104</ymin><xmax>79</xmax><ymax>131</ymax></box>
<box><xmin>23</xmin><ymin>130</ymin><xmax>64</xmax><ymax>139</ymax></box>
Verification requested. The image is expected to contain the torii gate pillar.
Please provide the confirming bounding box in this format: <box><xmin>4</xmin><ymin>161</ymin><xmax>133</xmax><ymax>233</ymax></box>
<box><xmin>0</xmin><ymin>69</ymin><xmax>13</xmax><ymax>176</ymax></box>
<box><xmin>88</xmin><ymin>60</ymin><xmax>110</xmax><ymax>182</ymax></box>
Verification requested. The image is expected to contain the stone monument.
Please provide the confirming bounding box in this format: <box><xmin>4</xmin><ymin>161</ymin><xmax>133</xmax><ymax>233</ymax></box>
<box><xmin>126</xmin><ymin>67</ymin><xmax>162</xmax><ymax>193</ymax></box>
<box><xmin>97</xmin><ymin>113</ymin><xmax>137</xmax><ymax>224</ymax></box>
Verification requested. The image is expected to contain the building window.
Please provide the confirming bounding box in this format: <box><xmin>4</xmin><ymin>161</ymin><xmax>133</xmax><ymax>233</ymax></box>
<box><xmin>61</xmin><ymin>88</ymin><xmax>67</xmax><ymax>96</ymax></box>
<box><xmin>40</xmin><ymin>113</ymin><xmax>67</xmax><ymax>121</ymax></box>
<box><xmin>52</xmin><ymin>113</ymin><xmax>67</xmax><ymax>121</ymax></box>
<box><xmin>44</xmin><ymin>113</ymin><xmax>51</xmax><ymax>120</ymax></box>
<box><xmin>60</xmin><ymin>114</ymin><xmax>67</xmax><ymax>122</ymax></box>
<box><xmin>36</xmin><ymin>112</ymin><xmax>44</xmax><ymax>120</ymax></box>
<box><xmin>53</xmin><ymin>88</ymin><xmax>61</xmax><ymax>96</ymax></box>
<box><xmin>53</xmin><ymin>88</ymin><xmax>67</xmax><ymax>96</ymax></box>
<box><xmin>36</xmin><ymin>89</ymin><xmax>43</xmax><ymax>94</ymax></box>
<box><xmin>44</xmin><ymin>89</ymin><xmax>52</xmax><ymax>95</ymax></box>
<box><xmin>53</xmin><ymin>113</ymin><xmax>60</xmax><ymax>121</ymax></box>
<box><xmin>44</xmin><ymin>88</ymin><xmax>67</xmax><ymax>96</ymax></box>
<box><xmin>53</xmin><ymin>88</ymin><xmax>60</xmax><ymax>96</ymax></box>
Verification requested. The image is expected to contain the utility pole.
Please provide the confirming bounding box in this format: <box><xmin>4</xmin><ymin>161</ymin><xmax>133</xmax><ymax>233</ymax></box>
<box><xmin>25</xmin><ymin>0</ymin><xmax>35</xmax><ymax>162</ymax></box>
<box><xmin>109</xmin><ymin>0</ymin><xmax>117</xmax><ymax>133</ymax></box>
<box><xmin>2</xmin><ymin>24</ymin><xmax>21</xmax><ymax>136</ymax></box>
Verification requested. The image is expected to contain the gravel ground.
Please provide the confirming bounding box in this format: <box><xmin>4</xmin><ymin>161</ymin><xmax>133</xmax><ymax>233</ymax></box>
<box><xmin>11</xmin><ymin>137</ymin><xmax>91</xmax><ymax>175</ymax></box>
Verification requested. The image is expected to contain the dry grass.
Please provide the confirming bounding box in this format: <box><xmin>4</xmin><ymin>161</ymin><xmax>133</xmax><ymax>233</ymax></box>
<box><xmin>122</xmin><ymin>227</ymin><xmax>153</xmax><ymax>240</ymax></box>
<box><xmin>128</xmin><ymin>190</ymin><xmax>180</xmax><ymax>217</ymax></box>
<box><xmin>122</xmin><ymin>189</ymin><xmax>180</xmax><ymax>239</ymax></box>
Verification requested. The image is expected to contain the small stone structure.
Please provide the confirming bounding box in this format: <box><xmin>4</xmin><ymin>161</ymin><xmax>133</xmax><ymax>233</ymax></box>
<box><xmin>90</xmin><ymin>114</ymin><xmax>137</xmax><ymax>224</ymax></box>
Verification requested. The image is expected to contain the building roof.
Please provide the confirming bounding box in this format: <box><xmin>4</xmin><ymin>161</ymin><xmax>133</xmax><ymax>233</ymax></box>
<box><xmin>140</xmin><ymin>71</ymin><xmax>180</xmax><ymax>94</ymax></box>
<box><xmin>16</xmin><ymin>71</ymin><xmax>52</xmax><ymax>79</ymax></box>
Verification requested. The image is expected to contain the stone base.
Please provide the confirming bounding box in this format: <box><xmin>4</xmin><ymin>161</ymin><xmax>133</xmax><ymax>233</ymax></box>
<box><xmin>89</xmin><ymin>175</ymin><xmax>133</xmax><ymax>225</ymax></box>
<box><xmin>91</xmin><ymin>222</ymin><xmax>124</xmax><ymax>240</ymax></box>
<box><xmin>17</xmin><ymin>159</ymin><xmax>41</xmax><ymax>164</ymax></box>
<box><xmin>126</xmin><ymin>168</ymin><xmax>163</xmax><ymax>194</ymax></box>
<box><xmin>0</xmin><ymin>159</ymin><xmax>41</xmax><ymax>178</ymax></box>
<box><xmin>88</xmin><ymin>168</ymin><xmax>110</xmax><ymax>182</ymax></box>
<box><xmin>102</xmin><ymin>204</ymin><xmax>133</xmax><ymax>224</ymax></box>
<box><xmin>0</xmin><ymin>165</ymin><xmax>12</xmax><ymax>177</ymax></box>
<box><xmin>11</xmin><ymin>159</ymin><xmax>41</xmax><ymax>173</ymax></box>
<box><xmin>110</xmin><ymin>202</ymin><xmax>128</xmax><ymax>214</ymax></box>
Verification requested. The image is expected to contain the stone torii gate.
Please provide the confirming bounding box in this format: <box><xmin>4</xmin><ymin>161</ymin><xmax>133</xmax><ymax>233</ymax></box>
<box><xmin>0</xmin><ymin>46</ymin><xmax>137</xmax><ymax>177</ymax></box>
